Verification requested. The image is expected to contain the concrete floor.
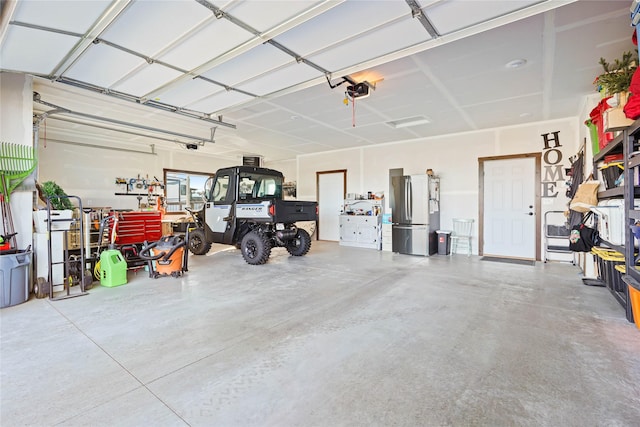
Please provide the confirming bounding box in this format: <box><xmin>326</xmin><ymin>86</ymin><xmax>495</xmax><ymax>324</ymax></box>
<box><xmin>1</xmin><ymin>241</ymin><xmax>639</xmax><ymax>426</ymax></box>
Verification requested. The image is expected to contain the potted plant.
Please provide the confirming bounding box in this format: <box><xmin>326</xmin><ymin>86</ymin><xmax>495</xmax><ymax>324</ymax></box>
<box><xmin>594</xmin><ymin>51</ymin><xmax>638</xmax><ymax>131</ymax></box>
<box><xmin>39</xmin><ymin>181</ymin><xmax>73</xmax><ymax>210</ymax></box>
<box><xmin>33</xmin><ymin>181</ymin><xmax>74</xmax><ymax>232</ymax></box>
<box><xmin>594</xmin><ymin>51</ymin><xmax>637</xmax><ymax>96</ymax></box>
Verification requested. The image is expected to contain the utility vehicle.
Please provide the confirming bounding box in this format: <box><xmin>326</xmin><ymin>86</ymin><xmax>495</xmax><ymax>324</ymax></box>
<box><xmin>187</xmin><ymin>166</ymin><xmax>317</xmax><ymax>265</ymax></box>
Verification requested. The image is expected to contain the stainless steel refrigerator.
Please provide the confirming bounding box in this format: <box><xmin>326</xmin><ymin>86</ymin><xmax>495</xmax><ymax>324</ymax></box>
<box><xmin>391</xmin><ymin>174</ymin><xmax>440</xmax><ymax>256</ymax></box>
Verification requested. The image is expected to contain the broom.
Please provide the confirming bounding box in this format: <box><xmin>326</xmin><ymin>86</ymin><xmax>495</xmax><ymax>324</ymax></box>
<box><xmin>0</xmin><ymin>142</ymin><xmax>38</xmax><ymax>248</ymax></box>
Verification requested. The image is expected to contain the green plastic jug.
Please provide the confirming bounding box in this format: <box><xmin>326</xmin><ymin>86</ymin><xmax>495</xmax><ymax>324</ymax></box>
<box><xmin>100</xmin><ymin>249</ymin><xmax>127</xmax><ymax>287</ymax></box>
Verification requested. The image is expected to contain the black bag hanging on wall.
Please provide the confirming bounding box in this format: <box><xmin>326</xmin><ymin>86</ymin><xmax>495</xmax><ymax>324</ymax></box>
<box><xmin>569</xmin><ymin>211</ymin><xmax>600</xmax><ymax>252</ymax></box>
<box><xmin>566</xmin><ymin>152</ymin><xmax>585</xmax><ymax>227</ymax></box>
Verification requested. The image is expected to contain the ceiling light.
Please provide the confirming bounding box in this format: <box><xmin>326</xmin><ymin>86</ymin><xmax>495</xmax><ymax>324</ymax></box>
<box><xmin>350</xmin><ymin>71</ymin><xmax>384</xmax><ymax>85</ymax></box>
<box><xmin>386</xmin><ymin>116</ymin><xmax>432</xmax><ymax>129</ymax></box>
<box><xmin>505</xmin><ymin>59</ymin><xmax>527</xmax><ymax>69</ymax></box>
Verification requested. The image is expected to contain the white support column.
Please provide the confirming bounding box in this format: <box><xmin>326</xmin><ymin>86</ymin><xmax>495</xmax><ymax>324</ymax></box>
<box><xmin>0</xmin><ymin>72</ymin><xmax>34</xmax><ymax>250</ymax></box>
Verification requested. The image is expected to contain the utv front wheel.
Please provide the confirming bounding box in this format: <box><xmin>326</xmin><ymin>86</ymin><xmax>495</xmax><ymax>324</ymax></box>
<box><xmin>241</xmin><ymin>231</ymin><xmax>272</xmax><ymax>265</ymax></box>
<box><xmin>189</xmin><ymin>228</ymin><xmax>212</xmax><ymax>255</ymax></box>
<box><xmin>286</xmin><ymin>229</ymin><xmax>311</xmax><ymax>256</ymax></box>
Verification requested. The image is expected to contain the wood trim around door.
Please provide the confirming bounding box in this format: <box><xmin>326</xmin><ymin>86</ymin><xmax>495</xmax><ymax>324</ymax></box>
<box><xmin>316</xmin><ymin>169</ymin><xmax>347</xmax><ymax>241</ymax></box>
<box><xmin>478</xmin><ymin>153</ymin><xmax>542</xmax><ymax>261</ymax></box>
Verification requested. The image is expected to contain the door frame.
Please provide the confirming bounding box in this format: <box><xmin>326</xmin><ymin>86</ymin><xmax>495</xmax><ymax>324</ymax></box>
<box><xmin>316</xmin><ymin>169</ymin><xmax>347</xmax><ymax>241</ymax></box>
<box><xmin>478</xmin><ymin>153</ymin><xmax>542</xmax><ymax>260</ymax></box>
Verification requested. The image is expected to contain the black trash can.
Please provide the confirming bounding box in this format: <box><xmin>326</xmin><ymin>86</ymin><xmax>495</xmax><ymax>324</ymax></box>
<box><xmin>436</xmin><ymin>230</ymin><xmax>451</xmax><ymax>255</ymax></box>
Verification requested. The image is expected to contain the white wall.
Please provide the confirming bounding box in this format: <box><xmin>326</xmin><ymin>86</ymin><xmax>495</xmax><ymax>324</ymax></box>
<box><xmin>268</xmin><ymin>117</ymin><xmax>580</xmax><ymax>257</ymax></box>
<box><xmin>37</xmin><ymin>140</ymin><xmax>230</xmax><ymax>210</ymax></box>
<box><xmin>266</xmin><ymin>158</ymin><xmax>297</xmax><ymax>184</ymax></box>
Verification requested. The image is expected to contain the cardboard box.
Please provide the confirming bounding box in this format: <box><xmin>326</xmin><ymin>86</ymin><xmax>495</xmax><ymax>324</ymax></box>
<box><xmin>604</xmin><ymin>106</ymin><xmax>634</xmax><ymax>132</ymax></box>
<box><xmin>604</xmin><ymin>91</ymin><xmax>634</xmax><ymax>132</ymax></box>
<box><xmin>161</xmin><ymin>221</ymin><xmax>173</xmax><ymax>236</ymax></box>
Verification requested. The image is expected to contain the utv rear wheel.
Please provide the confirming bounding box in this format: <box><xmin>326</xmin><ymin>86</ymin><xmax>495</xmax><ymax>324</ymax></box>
<box><xmin>189</xmin><ymin>228</ymin><xmax>212</xmax><ymax>255</ymax></box>
<box><xmin>286</xmin><ymin>229</ymin><xmax>311</xmax><ymax>256</ymax></box>
<box><xmin>241</xmin><ymin>231</ymin><xmax>271</xmax><ymax>265</ymax></box>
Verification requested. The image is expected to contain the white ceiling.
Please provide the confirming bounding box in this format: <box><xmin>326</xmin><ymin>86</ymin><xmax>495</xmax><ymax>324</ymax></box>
<box><xmin>0</xmin><ymin>0</ymin><xmax>635</xmax><ymax>162</ymax></box>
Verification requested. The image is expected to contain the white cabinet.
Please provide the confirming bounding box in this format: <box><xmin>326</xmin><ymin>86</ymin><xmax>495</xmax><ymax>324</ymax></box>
<box><xmin>339</xmin><ymin>215</ymin><xmax>382</xmax><ymax>249</ymax></box>
<box><xmin>339</xmin><ymin>197</ymin><xmax>384</xmax><ymax>250</ymax></box>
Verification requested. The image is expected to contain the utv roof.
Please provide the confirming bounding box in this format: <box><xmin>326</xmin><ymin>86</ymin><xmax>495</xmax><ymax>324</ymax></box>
<box><xmin>219</xmin><ymin>166</ymin><xmax>284</xmax><ymax>177</ymax></box>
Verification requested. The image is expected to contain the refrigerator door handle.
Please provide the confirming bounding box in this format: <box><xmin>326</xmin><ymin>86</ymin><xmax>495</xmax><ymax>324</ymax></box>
<box><xmin>402</xmin><ymin>177</ymin><xmax>406</xmax><ymax>222</ymax></box>
<box><xmin>405</xmin><ymin>176</ymin><xmax>411</xmax><ymax>222</ymax></box>
<box><xmin>408</xmin><ymin>178</ymin><xmax>413</xmax><ymax>222</ymax></box>
<box><xmin>393</xmin><ymin>224</ymin><xmax>427</xmax><ymax>229</ymax></box>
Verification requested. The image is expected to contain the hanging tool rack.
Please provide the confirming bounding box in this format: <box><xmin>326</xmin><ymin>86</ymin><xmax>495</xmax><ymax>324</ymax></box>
<box><xmin>114</xmin><ymin>175</ymin><xmax>164</xmax><ymax>208</ymax></box>
<box><xmin>115</xmin><ymin>175</ymin><xmax>164</xmax><ymax>196</ymax></box>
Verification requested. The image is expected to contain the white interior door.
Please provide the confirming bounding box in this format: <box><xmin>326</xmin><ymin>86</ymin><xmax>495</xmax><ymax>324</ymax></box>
<box><xmin>318</xmin><ymin>171</ymin><xmax>345</xmax><ymax>241</ymax></box>
<box><xmin>483</xmin><ymin>157</ymin><xmax>536</xmax><ymax>259</ymax></box>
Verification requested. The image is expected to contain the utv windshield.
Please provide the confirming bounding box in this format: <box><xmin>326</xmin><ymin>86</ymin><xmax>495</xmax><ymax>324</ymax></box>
<box><xmin>238</xmin><ymin>172</ymin><xmax>283</xmax><ymax>200</ymax></box>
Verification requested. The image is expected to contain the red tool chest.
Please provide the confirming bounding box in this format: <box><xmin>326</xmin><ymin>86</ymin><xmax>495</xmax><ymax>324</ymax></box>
<box><xmin>110</xmin><ymin>211</ymin><xmax>162</xmax><ymax>245</ymax></box>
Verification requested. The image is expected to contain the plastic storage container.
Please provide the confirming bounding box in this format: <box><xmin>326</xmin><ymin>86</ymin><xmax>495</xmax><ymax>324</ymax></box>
<box><xmin>436</xmin><ymin>230</ymin><xmax>451</xmax><ymax>255</ymax></box>
<box><xmin>591</xmin><ymin>200</ymin><xmax>640</xmax><ymax>246</ymax></box>
<box><xmin>614</xmin><ymin>265</ymin><xmax>637</xmax><ymax>324</ymax></box>
<box><xmin>593</xmin><ymin>247</ymin><xmax>634</xmax><ymax>323</ymax></box>
<box><xmin>598</xmin><ymin>162</ymin><xmax>624</xmax><ymax>190</ymax></box>
<box><xmin>627</xmin><ymin>276</ymin><xmax>640</xmax><ymax>329</ymax></box>
<box><xmin>0</xmin><ymin>250</ymin><xmax>32</xmax><ymax>308</ymax></box>
<box><xmin>592</xmin><ymin>248</ymin><xmax>625</xmax><ymax>291</ymax></box>
<box><xmin>99</xmin><ymin>249</ymin><xmax>127</xmax><ymax>287</ymax></box>
<box><xmin>585</xmin><ymin>118</ymin><xmax>600</xmax><ymax>156</ymax></box>
<box><xmin>33</xmin><ymin>209</ymin><xmax>73</xmax><ymax>233</ymax></box>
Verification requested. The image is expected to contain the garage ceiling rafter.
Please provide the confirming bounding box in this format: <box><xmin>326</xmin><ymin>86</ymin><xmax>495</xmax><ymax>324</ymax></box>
<box><xmin>140</xmin><ymin>0</ymin><xmax>343</xmax><ymax>101</ymax></box>
<box><xmin>405</xmin><ymin>0</ymin><xmax>439</xmax><ymax>37</ymax></box>
<box><xmin>49</xmin><ymin>0</ymin><xmax>133</xmax><ymax>79</ymax></box>
<box><xmin>194</xmin><ymin>0</ymin><xmax>333</xmax><ymax>76</ymax></box>
<box><xmin>86</xmin><ymin>37</ymin><xmax>258</xmax><ymax>98</ymax></box>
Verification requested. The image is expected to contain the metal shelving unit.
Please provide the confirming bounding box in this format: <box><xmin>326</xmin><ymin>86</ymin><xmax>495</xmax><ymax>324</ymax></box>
<box><xmin>621</xmin><ymin>119</ymin><xmax>640</xmax><ymax>323</ymax></box>
<box><xmin>594</xmin><ymin>119</ymin><xmax>640</xmax><ymax>323</ymax></box>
